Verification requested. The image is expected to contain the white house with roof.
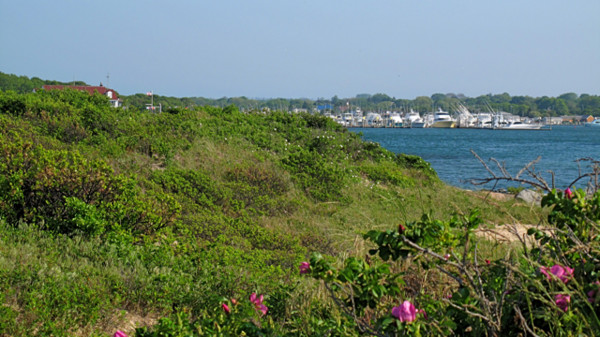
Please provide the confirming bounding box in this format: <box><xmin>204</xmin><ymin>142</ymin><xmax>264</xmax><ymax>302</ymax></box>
<box><xmin>42</xmin><ymin>84</ymin><xmax>123</xmax><ymax>107</ymax></box>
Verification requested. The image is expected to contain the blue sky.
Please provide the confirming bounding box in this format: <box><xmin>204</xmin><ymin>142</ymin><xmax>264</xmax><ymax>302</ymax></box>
<box><xmin>1</xmin><ymin>0</ymin><xmax>598</xmax><ymax>99</ymax></box>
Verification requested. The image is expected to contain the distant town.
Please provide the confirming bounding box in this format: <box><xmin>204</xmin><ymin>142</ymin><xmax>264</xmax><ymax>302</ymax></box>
<box><xmin>2</xmin><ymin>71</ymin><xmax>599</xmax><ymax>128</ymax></box>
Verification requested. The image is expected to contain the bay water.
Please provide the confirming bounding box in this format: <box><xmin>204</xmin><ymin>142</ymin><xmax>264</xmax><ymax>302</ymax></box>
<box><xmin>352</xmin><ymin>126</ymin><xmax>599</xmax><ymax>191</ymax></box>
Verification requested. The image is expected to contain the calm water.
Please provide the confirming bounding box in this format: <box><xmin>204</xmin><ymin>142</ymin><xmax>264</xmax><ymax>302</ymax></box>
<box><xmin>352</xmin><ymin>126</ymin><xmax>600</xmax><ymax>190</ymax></box>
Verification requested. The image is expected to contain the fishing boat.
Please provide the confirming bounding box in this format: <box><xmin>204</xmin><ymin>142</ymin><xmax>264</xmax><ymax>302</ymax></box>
<box><xmin>404</xmin><ymin>109</ymin><xmax>423</xmax><ymax>127</ymax></box>
<box><xmin>430</xmin><ymin>108</ymin><xmax>456</xmax><ymax>128</ymax></box>
<box><xmin>493</xmin><ymin>121</ymin><xmax>548</xmax><ymax>130</ymax></box>
<box><xmin>492</xmin><ymin>113</ymin><xmax>548</xmax><ymax>130</ymax></box>
<box><xmin>365</xmin><ymin>112</ymin><xmax>383</xmax><ymax>127</ymax></box>
<box><xmin>414</xmin><ymin>113</ymin><xmax>432</xmax><ymax>128</ymax></box>
<box><xmin>455</xmin><ymin>104</ymin><xmax>476</xmax><ymax>128</ymax></box>
<box><xmin>388</xmin><ymin>112</ymin><xmax>403</xmax><ymax>127</ymax></box>
<box><xmin>475</xmin><ymin>113</ymin><xmax>494</xmax><ymax>129</ymax></box>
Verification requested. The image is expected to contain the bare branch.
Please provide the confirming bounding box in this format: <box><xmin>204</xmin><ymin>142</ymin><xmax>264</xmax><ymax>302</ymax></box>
<box><xmin>516</xmin><ymin>156</ymin><xmax>541</xmax><ymax>179</ymax></box>
<box><xmin>469</xmin><ymin>151</ymin><xmax>599</xmax><ymax>193</ymax></box>
<box><xmin>444</xmin><ymin>299</ymin><xmax>494</xmax><ymax>324</ymax></box>
<box><xmin>490</xmin><ymin>158</ymin><xmax>510</xmax><ymax>177</ymax></box>
<box><xmin>471</xmin><ymin>150</ymin><xmax>498</xmax><ymax>178</ymax></box>
<box><xmin>513</xmin><ymin>305</ymin><xmax>541</xmax><ymax>337</ymax></box>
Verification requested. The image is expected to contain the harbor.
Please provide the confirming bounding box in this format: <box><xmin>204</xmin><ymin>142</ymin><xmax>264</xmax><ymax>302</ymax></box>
<box><xmin>325</xmin><ymin>106</ymin><xmax>596</xmax><ymax>130</ymax></box>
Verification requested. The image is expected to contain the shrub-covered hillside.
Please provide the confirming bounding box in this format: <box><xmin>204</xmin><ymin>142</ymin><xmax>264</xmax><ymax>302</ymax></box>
<box><xmin>0</xmin><ymin>89</ymin><xmax>554</xmax><ymax>336</ymax></box>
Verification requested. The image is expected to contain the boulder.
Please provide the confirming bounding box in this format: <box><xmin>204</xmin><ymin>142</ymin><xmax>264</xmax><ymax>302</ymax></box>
<box><xmin>516</xmin><ymin>189</ymin><xmax>543</xmax><ymax>205</ymax></box>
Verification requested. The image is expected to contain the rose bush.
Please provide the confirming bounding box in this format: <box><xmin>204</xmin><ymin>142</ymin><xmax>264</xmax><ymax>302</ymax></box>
<box><xmin>298</xmin><ymin>187</ymin><xmax>600</xmax><ymax>336</ymax></box>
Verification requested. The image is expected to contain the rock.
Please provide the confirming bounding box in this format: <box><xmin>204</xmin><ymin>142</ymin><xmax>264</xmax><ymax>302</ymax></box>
<box><xmin>487</xmin><ymin>191</ymin><xmax>512</xmax><ymax>202</ymax></box>
<box><xmin>516</xmin><ymin>189</ymin><xmax>543</xmax><ymax>205</ymax></box>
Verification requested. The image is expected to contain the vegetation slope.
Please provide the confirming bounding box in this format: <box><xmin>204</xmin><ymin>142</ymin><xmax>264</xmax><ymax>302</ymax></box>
<box><xmin>0</xmin><ymin>88</ymin><xmax>543</xmax><ymax>336</ymax></box>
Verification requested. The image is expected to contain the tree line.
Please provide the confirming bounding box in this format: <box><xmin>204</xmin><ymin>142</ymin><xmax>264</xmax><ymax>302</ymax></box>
<box><xmin>2</xmin><ymin>71</ymin><xmax>599</xmax><ymax>117</ymax></box>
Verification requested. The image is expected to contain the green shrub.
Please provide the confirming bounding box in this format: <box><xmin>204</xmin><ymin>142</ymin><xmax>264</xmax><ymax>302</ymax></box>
<box><xmin>507</xmin><ymin>186</ymin><xmax>525</xmax><ymax>194</ymax></box>
<box><xmin>395</xmin><ymin>153</ymin><xmax>438</xmax><ymax>179</ymax></box>
<box><xmin>300</xmin><ymin>112</ymin><xmax>343</xmax><ymax>131</ymax></box>
<box><xmin>281</xmin><ymin>148</ymin><xmax>348</xmax><ymax>202</ymax></box>
<box><xmin>150</xmin><ymin>168</ymin><xmax>224</xmax><ymax>209</ymax></box>
<box><xmin>0</xmin><ymin>90</ymin><xmax>27</xmax><ymax>116</ymax></box>
<box><xmin>360</xmin><ymin>162</ymin><xmax>414</xmax><ymax>187</ymax></box>
<box><xmin>0</xmin><ymin>137</ymin><xmax>179</xmax><ymax>236</ymax></box>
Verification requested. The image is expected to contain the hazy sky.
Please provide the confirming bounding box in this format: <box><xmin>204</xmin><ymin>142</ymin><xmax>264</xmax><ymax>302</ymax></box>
<box><xmin>1</xmin><ymin>0</ymin><xmax>598</xmax><ymax>99</ymax></box>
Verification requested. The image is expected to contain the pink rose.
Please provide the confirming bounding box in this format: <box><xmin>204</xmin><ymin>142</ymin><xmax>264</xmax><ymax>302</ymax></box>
<box><xmin>250</xmin><ymin>292</ymin><xmax>268</xmax><ymax>316</ymax></box>
<box><xmin>540</xmin><ymin>264</ymin><xmax>574</xmax><ymax>284</ymax></box>
<box><xmin>299</xmin><ymin>261</ymin><xmax>310</xmax><ymax>274</ymax></box>
<box><xmin>113</xmin><ymin>331</ymin><xmax>128</xmax><ymax>337</ymax></box>
<box><xmin>222</xmin><ymin>303</ymin><xmax>230</xmax><ymax>314</ymax></box>
<box><xmin>565</xmin><ymin>188</ymin><xmax>573</xmax><ymax>199</ymax></box>
<box><xmin>392</xmin><ymin>300</ymin><xmax>417</xmax><ymax>323</ymax></box>
<box><xmin>555</xmin><ymin>294</ymin><xmax>570</xmax><ymax>312</ymax></box>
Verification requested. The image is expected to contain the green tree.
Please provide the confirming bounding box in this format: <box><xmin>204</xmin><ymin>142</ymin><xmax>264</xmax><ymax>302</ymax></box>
<box><xmin>554</xmin><ymin>98</ymin><xmax>569</xmax><ymax>115</ymax></box>
<box><xmin>413</xmin><ymin>96</ymin><xmax>433</xmax><ymax>112</ymax></box>
<box><xmin>371</xmin><ymin>93</ymin><xmax>393</xmax><ymax>104</ymax></box>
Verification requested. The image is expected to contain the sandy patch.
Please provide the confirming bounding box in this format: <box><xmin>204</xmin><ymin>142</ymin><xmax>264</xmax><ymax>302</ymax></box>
<box><xmin>99</xmin><ymin>309</ymin><xmax>159</xmax><ymax>336</ymax></box>
<box><xmin>475</xmin><ymin>223</ymin><xmax>552</xmax><ymax>246</ymax></box>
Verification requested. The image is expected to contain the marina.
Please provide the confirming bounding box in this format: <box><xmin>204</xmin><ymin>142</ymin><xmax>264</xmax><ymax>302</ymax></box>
<box><xmin>325</xmin><ymin>106</ymin><xmax>592</xmax><ymax>130</ymax></box>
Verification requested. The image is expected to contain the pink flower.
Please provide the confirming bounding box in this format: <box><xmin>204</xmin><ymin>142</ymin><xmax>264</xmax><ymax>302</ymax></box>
<box><xmin>555</xmin><ymin>294</ymin><xmax>570</xmax><ymax>312</ymax></box>
<box><xmin>417</xmin><ymin>308</ymin><xmax>428</xmax><ymax>320</ymax></box>
<box><xmin>113</xmin><ymin>331</ymin><xmax>128</xmax><ymax>337</ymax></box>
<box><xmin>565</xmin><ymin>188</ymin><xmax>573</xmax><ymax>199</ymax></box>
<box><xmin>250</xmin><ymin>292</ymin><xmax>268</xmax><ymax>316</ymax></box>
<box><xmin>540</xmin><ymin>264</ymin><xmax>574</xmax><ymax>284</ymax></box>
<box><xmin>588</xmin><ymin>290</ymin><xmax>595</xmax><ymax>303</ymax></box>
<box><xmin>392</xmin><ymin>300</ymin><xmax>417</xmax><ymax>323</ymax></box>
<box><xmin>443</xmin><ymin>253</ymin><xmax>450</xmax><ymax>261</ymax></box>
<box><xmin>231</xmin><ymin>298</ymin><xmax>238</xmax><ymax>305</ymax></box>
<box><xmin>250</xmin><ymin>292</ymin><xmax>262</xmax><ymax>305</ymax></box>
<box><xmin>485</xmin><ymin>259</ymin><xmax>491</xmax><ymax>265</ymax></box>
<box><xmin>222</xmin><ymin>303</ymin><xmax>230</xmax><ymax>314</ymax></box>
<box><xmin>299</xmin><ymin>261</ymin><xmax>310</xmax><ymax>274</ymax></box>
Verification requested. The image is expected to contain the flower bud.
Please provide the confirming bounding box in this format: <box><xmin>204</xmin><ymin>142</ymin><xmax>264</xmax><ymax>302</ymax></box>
<box><xmin>398</xmin><ymin>224</ymin><xmax>406</xmax><ymax>234</ymax></box>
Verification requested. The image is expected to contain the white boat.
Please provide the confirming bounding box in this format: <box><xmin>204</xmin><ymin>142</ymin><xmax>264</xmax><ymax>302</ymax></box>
<box><xmin>493</xmin><ymin>121</ymin><xmax>548</xmax><ymax>130</ymax></box>
<box><xmin>455</xmin><ymin>104</ymin><xmax>476</xmax><ymax>128</ymax></box>
<box><xmin>365</xmin><ymin>112</ymin><xmax>383</xmax><ymax>127</ymax></box>
<box><xmin>585</xmin><ymin>119</ymin><xmax>600</xmax><ymax>127</ymax></box>
<box><xmin>342</xmin><ymin>112</ymin><xmax>354</xmax><ymax>126</ymax></box>
<box><xmin>475</xmin><ymin>113</ymin><xmax>494</xmax><ymax>129</ymax></box>
<box><xmin>388</xmin><ymin>112</ymin><xmax>403</xmax><ymax>127</ymax></box>
<box><xmin>405</xmin><ymin>109</ymin><xmax>423</xmax><ymax>127</ymax></box>
<box><xmin>353</xmin><ymin>109</ymin><xmax>364</xmax><ymax>127</ymax></box>
<box><xmin>430</xmin><ymin>108</ymin><xmax>456</xmax><ymax>128</ymax></box>
<box><xmin>417</xmin><ymin>113</ymin><xmax>433</xmax><ymax>128</ymax></box>
<box><xmin>489</xmin><ymin>112</ymin><xmax>547</xmax><ymax>130</ymax></box>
